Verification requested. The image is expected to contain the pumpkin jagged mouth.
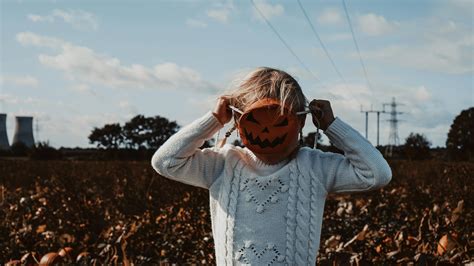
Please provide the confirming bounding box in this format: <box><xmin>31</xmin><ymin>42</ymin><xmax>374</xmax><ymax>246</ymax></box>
<box><xmin>244</xmin><ymin>129</ymin><xmax>287</xmax><ymax>148</ymax></box>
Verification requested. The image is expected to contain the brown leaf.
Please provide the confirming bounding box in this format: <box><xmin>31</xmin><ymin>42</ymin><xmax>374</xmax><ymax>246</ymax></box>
<box><xmin>36</xmin><ymin>224</ymin><xmax>47</xmax><ymax>234</ymax></box>
<box><xmin>344</xmin><ymin>224</ymin><xmax>369</xmax><ymax>248</ymax></box>
<box><xmin>325</xmin><ymin>235</ymin><xmax>341</xmax><ymax>249</ymax></box>
<box><xmin>451</xmin><ymin>200</ymin><xmax>464</xmax><ymax>223</ymax></box>
<box><xmin>437</xmin><ymin>234</ymin><xmax>458</xmax><ymax>256</ymax></box>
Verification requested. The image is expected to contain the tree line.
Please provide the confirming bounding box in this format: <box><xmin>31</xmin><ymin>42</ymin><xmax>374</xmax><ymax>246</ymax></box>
<box><xmin>1</xmin><ymin>107</ymin><xmax>471</xmax><ymax>160</ymax></box>
<box><xmin>87</xmin><ymin>107</ymin><xmax>473</xmax><ymax>161</ymax></box>
<box><xmin>88</xmin><ymin>115</ymin><xmax>179</xmax><ymax>150</ymax></box>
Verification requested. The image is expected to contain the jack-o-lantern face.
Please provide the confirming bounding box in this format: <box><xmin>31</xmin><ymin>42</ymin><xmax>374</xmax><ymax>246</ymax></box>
<box><xmin>237</xmin><ymin>99</ymin><xmax>300</xmax><ymax>154</ymax></box>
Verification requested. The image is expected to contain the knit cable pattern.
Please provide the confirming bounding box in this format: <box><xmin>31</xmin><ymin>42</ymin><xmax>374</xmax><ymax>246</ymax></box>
<box><xmin>284</xmin><ymin>161</ymin><xmax>298</xmax><ymax>263</ymax></box>
<box><xmin>224</xmin><ymin>162</ymin><xmax>245</xmax><ymax>265</ymax></box>
<box><xmin>220</xmin><ymin>165</ymin><xmax>233</xmax><ymax>265</ymax></box>
<box><xmin>307</xmin><ymin>173</ymin><xmax>319</xmax><ymax>264</ymax></box>
<box><xmin>294</xmin><ymin>157</ymin><xmax>312</xmax><ymax>265</ymax></box>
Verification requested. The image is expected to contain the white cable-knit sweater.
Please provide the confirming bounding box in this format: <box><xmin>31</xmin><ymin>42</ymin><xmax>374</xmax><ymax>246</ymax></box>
<box><xmin>151</xmin><ymin>112</ymin><xmax>392</xmax><ymax>265</ymax></box>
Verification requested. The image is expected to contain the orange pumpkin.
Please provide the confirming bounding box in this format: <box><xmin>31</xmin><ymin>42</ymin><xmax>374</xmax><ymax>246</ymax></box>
<box><xmin>237</xmin><ymin>98</ymin><xmax>301</xmax><ymax>154</ymax></box>
<box><xmin>39</xmin><ymin>252</ymin><xmax>62</xmax><ymax>265</ymax></box>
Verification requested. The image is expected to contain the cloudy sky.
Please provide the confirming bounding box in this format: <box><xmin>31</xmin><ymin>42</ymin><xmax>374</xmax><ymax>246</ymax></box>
<box><xmin>1</xmin><ymin>0</ymin><xmax>472</xmax><ymax>148</ymax></box>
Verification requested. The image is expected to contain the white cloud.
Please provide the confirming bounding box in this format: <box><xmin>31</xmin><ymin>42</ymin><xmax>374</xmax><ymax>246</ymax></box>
<box><xmin>396</xmin><ymin>102</ymin><xmax>454</xmax><ymax>147</ymax></box>
<box><xmin>27</xmin><ymin>9</ymin><xmax>98</xmax><ymax>31</ymax></box>
<box><xmin>70</xmin><ymin>83</ymin><xmax>99</xmax><ymax>97</ymax></box>
<box><xmin>118</xmin><ymin>100</ymin><xmax>139</xmax><ymax>115</ymax></box>
<box><xmin>50</xmin><ymin>113</ymin><xmax>125</xmax><ymax>147</ymax></box>
<box><xmin>324</xmin><ymin>83</ymin><xmax>372</xmax><ymax>109</ymax></box>
<box><xmin>24</xmin><ymin>97</ymin><xmax>43</xmax><ymax>105</ymax></box>
<box><xmin>414</xmin><ymin>86</ymin><xmax>432</xmax><ymax>102</ymax></box>
<box><xmin>186</xmin><ymin>18</ymin><xmax>208</xmax><ymax>28</ymax></box>
<box><xmin>1</xmin><ymin>92</ymin><xmax>133</xmax><ymax>147</ymax></box>
<box><xmin>207</xmin><ymin>9</ymin><xmax>230</xmax><ymax>23</ymax></box>
<box><xmin>309</xmin><ymin>82</ymin><xmax>453</xmax><ymax>147</ymax></box>
<box><xmin>356</xmin><ymin>15</ymin><xmax>474</xmax><ymax>75</ymax></box>
<box><xmin>317</xmin><ymin>8</ymin><xmax>343</xmax><ymax>25</ymax></box>
<box><xmin>27</xmin><ymin>14</ymin><xmax>54</xmax><ymax>22</ymax></box>
<box><xmin>368</xmin><ymin>84</ymin><xmax>453</xmax><ymax>144</ymax></box>
<box><xmin>205</xmin><ymin>0</ymin><xmax>235</xmax><ymax>24</ymax></box>
<box><xmin>71</xmin><ymin>83</ymin><xmax>90</xmax><ymax>93</ymax></box>
<box><xmin>0</xmin><ymin>94</ymin><xmax>78</xmax><ymax>114</ymax></box>
<box><xmin>0</xmin><ymin>94</ymin><xmax>20</xmax><ymax>105</ymax></box>
<box><xmin>449</xmin><ymin>0</ymin><xmax>473</xmax><ymax>8</ymax></box>
<box><xmin>325</xmin><ymin>32</ymin><xmax>351</xmax><ymax>42</ymax></box>
<box><xmin>16</xmin><ymin>32</ymin><xmax>217</xmax><ymax>92</ymax></box>
<box><xmin>0</xmin><ymin>74</ymin><xmax>39</xmax><ymax>87</ymax></box>
<box><xmin>252</xmin><ymin>0</ymin><xmax>284</xmax><ymax>21</ymax></box>
<box><xmin>439</xmin><ymin>20</ymin><xmax>458</xmax><ymax>34</ymax></box>
<box><xmin>3</xmin><ymin>95</ymin><xmax>126</xmax><ymax>147</ymax></box>
<box><xmin>357</xmin><ymin>13</ymin><xmax>398</xmax><ymax>36</ymax></box>
<box><xmin>17</xmin><ymin>30</ymin><xmax>66</xmax><ymax>48</ymax></box>
<box><xmin>362</xmin><ymin>37</ymin><xmax>473</xmax><ymax>75</ymax></box>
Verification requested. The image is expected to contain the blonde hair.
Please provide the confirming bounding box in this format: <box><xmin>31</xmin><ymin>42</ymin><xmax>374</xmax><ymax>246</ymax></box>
<box><xmin>226</xmin><ymin>67</ymin><xmax>307</xmax><ymax>115</ymax></box>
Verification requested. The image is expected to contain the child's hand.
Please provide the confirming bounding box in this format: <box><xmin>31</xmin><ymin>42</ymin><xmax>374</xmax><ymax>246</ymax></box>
<box><xmin>212</xmin><ymin>96</ymin><xmax>233</xmax><ymax>125</ymax></box>
<box><xmin>309</xmin><ymin>99</ymin><xmax>335</xmax><ymax>130</ymax></box>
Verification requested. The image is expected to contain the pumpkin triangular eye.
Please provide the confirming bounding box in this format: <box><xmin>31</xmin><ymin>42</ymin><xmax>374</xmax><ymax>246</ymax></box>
<box><xmin>246</xmin><ymin>113</ymin><xmax>260</xmax><ymax>124</ymax></box>
<box><xmin>274</xmin><ymin>118</ymin><xmax>288</xmax><ymax>127</ymax></box>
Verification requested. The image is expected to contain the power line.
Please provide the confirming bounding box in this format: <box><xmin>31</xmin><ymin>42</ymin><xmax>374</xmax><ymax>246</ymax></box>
<box><xmin>250</xmin><ymin>0</ymin><xmax>320</xmax><ymax>82</ymax></box>
<box><xmin>297</xmin><ymin>0</ymin><xmax>347</xmax><ymax>85</ymax></box>
<box><xmin>342</xmin><ymin>0</ymin><xmax>372</xmax><ymax>90</ymax></box>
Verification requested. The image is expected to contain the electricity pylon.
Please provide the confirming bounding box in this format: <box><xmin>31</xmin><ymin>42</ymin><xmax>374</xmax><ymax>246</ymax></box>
<box><xmin>383</xmin><ymin>97</ymin><xmax>404</xmax><ymax>157</ymax></box>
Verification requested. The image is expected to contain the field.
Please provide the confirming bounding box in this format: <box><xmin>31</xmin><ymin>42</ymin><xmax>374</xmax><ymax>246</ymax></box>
<box><xmin>0</xmin><ymin>159</ymin><xmax>473</xmax><ymax>265</ymax></box>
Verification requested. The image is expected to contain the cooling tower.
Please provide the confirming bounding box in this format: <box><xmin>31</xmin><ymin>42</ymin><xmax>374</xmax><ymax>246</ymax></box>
<box><xmin>12</xmin><ymin>116</ymin><xmax>35</xmax><ymax>148</ymax></box>
<box><xmin>0</xmin><ymin>114</ymin><xmax>9</xmax><ymax>150</ymax></box>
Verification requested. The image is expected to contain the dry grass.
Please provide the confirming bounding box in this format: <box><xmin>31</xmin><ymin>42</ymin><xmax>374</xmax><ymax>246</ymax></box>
<box><xmin>0</xmin><ymin>160</ymin><xmax>472</xmax><ymax>265</ymax></box>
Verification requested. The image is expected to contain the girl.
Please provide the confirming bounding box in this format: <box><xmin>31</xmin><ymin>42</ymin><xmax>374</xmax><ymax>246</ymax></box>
<box><xmin>151</xmin><ymin>67</ymin><xmax>392</xmax><ymax>265</ymax></box>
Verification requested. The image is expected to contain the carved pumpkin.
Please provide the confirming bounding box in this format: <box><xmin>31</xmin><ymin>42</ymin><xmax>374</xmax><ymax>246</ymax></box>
<box><xmin>237</xmin><ymin>98</ymin><xmax>300</xmax><ymax>154</ymax></box>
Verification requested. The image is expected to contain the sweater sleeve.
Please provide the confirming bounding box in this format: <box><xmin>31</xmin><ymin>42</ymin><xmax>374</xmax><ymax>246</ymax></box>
<box><xmin>313</xmin><ymin>117</ymin><xmax>392</xmax><ymax>193</ymax></box>
<box><xmin>151</xmin><ymin>111</ymin><xmax>226</xmax><ymax>189</ymax></box>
